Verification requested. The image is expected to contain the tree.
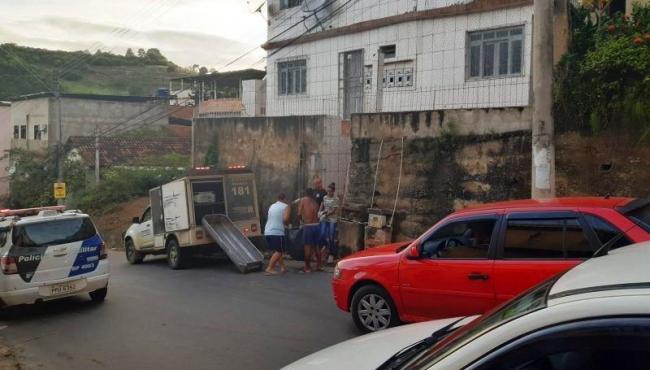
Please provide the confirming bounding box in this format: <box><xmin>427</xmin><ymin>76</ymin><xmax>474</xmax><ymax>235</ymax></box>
<box><xmin>144</xmin><ymin>48</ymin><xmax>168</xmax><ymax>65</ymax></box>
<box><xmin>199</xmin><ymin>66</ymin><xmax>208</xmax><ymax>75</ymax></box>
<box><xmin>125</xmin><ymin>48</ymin><xmax>135</xmax><ymax>58</ymax></box>
<box><xmin>137</xmin><ymin>48</ymin><xmax>146</xmax><ymax>58</ymax></box>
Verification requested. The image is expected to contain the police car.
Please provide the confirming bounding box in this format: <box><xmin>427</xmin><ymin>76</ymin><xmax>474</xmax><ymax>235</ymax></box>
<box><xmin>0</xmin><ymin>206</ymin><xmax>110</xmax><ymax>307</ymax></box>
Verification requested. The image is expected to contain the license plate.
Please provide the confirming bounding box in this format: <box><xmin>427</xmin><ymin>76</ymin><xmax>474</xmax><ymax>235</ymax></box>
<box><xmin>48</xmin><ymin>281</ymin><xmax>79</xmax><ymax>296</ymax></box>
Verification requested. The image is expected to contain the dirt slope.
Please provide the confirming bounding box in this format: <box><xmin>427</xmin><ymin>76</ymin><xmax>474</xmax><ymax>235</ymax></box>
<box><xmin>92</xmin><ymin>197</ymin><xmax>149</xmax><ymax>250</ymax></box>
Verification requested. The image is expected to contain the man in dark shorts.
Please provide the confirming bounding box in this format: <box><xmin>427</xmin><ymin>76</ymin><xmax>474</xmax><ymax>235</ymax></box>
<box><xmin>264</xmin><ymin>193</ymin><xmax>290</xmax><ymax>275</ymax></box>
<box><xmin>298</xmin><ymin>188</ymin><xmax>321</xmax><ymax>273</ymax></box>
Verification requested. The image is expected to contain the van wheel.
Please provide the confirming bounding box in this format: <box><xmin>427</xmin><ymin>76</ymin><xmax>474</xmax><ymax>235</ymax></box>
<box><xmin>166</xmin><ymin>239</ymin><xmax>185</xmax><ymax>270</ymax></box>
<box><xmin>125</xmin><ymin>239</ymin><xmax>144</xmax><ymax>264</ymax></box>
<box><xmin>351</xmin><ymin>285</ymin><xmax>399</xmax><ymax>333</ymax></box>
<box><xmin>89</xmin><ymin>287</ymin><xmax>108</xmax><ymax>302</ymax></box>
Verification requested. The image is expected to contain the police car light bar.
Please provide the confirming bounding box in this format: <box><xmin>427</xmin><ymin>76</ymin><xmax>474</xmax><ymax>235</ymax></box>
<box><xmin>0</xmin><ymin>206</ymin><xmax>66</xmax><ymax>217</ymax></box>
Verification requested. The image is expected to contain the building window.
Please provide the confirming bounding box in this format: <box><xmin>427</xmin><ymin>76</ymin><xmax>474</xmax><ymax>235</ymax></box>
<box><xmin>33</xmin><ymin>125</ymin><xmax>40</xmax><ymax>140</ymax></box>
<box><xmin>278</xmin><ymin>59</ymin><xmax>307</xmax><ymax>95</ymax></box>
<box><xmin>380</xmin><ymin>45</ymin><xmax>396</xmax><ymax>59</ymax></box>
<box><xmin>13</xmin><ymin>126</ymin><xmax>19</xmax><ymax>139</ymax></box>
<box><xmin>20</xmin><ymin>125</ymin><xmax>26</xmax><ymax>139</ymax></box>
<box><xmin>280</xmin><ymin>0</ymin><xmax>303</xmax><ymax>10</ymax></box>
<box><xmin>467</xmin><ymin>26</ymin><xmax>524</xmax><ymax>79</ymax></box>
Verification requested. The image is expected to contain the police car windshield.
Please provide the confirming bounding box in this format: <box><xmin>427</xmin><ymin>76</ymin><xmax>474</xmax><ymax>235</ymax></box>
<box><xmin>12</xmin><ymin>218</ymin><xmax>97</xmax><ymax>247</ymax></box>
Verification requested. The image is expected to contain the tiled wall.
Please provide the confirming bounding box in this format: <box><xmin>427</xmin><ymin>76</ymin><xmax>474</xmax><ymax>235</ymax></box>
<box><xmin>268</xmin><ymin>0</ymin><xmax>474</xmax><ymax>41</ymax></box>
<box><xmin>266</xmin><ymin>4</ymin><xmax>533</xmax><ymax>116</ymax></box>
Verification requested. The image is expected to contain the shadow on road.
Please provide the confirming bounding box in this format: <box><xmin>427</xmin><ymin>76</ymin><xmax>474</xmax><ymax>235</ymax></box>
<box><xmin>0</xmin><ymin>296</ymin><xmax>104</xmax><ymax>323</ymax></box>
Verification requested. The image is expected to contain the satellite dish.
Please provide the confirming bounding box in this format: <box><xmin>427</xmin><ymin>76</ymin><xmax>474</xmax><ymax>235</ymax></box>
<box><xmin>302</xmin><ymin>0</ymin><xmax>329</xmax><ymax>13</ymax></box>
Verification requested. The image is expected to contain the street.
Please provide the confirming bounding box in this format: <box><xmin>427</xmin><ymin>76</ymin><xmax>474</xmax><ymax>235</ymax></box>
<box><xmin>0</xmin><ymin>251</ymin><xmax>356</xmax><ymax>370</ymax></box>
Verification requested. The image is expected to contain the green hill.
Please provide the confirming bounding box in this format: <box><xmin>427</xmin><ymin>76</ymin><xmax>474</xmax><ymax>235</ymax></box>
<box><xmin>0</xmin><ymin>43</ymin><xmax>189</xmax><ymax>99</ymax></box>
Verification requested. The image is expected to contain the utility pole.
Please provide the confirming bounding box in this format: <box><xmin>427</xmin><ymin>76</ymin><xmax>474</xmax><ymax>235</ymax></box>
<box><xmin>531</xmin><ymin>0</ymin><xmax>556</xmax><ymax>199</ymax></box>
<box><xmin>95</xmin><ymin>126</ymin><xmax>100</xmax><ymax>184</ymax></box>
<box><xmin>54</xmin><ymin>72</ymin><xmax>64</xmax><ymax>205</ymax></box>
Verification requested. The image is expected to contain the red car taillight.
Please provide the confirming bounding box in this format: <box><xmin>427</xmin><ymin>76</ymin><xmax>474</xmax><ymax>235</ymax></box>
<box><xmin>251</xmin><ymin>224</ymin><xmax>258</xmax><ymax>232</ymax></box>
<box><xmin>1</xmin><ymin>256</ymin><xmax>18</xmax><ymax>275</ymax></box>
<box><xmin>99</xmin><ymin>243</ymin><xmax>107</xmax><ymax>260</ymax></box>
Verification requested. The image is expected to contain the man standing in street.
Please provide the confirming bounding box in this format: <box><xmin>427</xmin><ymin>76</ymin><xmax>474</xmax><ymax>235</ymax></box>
<box><xmin>264</xmin><ymin>193</ymin><xmax>290</xmax><ymax>275</ymax></box>
<box><xmin>298</xmin><ymin>188</ymin><xmax>321</xmax><ymax>273</ymax></box>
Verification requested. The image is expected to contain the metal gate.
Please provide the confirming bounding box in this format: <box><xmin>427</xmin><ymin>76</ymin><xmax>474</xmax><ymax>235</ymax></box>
<box><xmin>340</xmin><ymin>50</ymin><xmax>364</xmax><ymax>119</ymax></box>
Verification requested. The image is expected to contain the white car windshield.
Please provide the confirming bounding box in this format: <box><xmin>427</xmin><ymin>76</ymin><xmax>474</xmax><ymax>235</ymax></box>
<box><xmin>403</xmin><ymin>276</ymin><xmax>559</xmax><ymax>369</ymax></box>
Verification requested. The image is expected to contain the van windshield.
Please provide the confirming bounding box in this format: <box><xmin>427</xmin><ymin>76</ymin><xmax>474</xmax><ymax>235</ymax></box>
<box><xmin>12</xmin><ymin>217</ymin><xmax>97</xmax><ymax>247</ymax></box>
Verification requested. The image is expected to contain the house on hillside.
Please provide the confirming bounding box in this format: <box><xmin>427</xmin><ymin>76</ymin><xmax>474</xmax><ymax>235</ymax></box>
<box><xmin>66</xmin><ymin>136</ymin><xmax>191</xmax><ymax>182</ymax></box>
<box><xmin>8</xmin><ymin>93</ymin><xmax>169</xmax><ymax>153</ymax></box>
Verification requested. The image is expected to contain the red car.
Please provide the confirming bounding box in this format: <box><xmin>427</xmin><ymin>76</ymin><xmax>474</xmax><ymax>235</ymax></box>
<box><xmin>333</xmin><ymin>197</ymin><xmax>650</xmax><ymax>332</ymax></box>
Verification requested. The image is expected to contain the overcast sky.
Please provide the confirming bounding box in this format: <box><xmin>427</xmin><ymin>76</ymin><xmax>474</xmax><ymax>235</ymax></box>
<box><xmin>0</xmin><ymin>0</ymin><xmax>268</xmax><ymax>70</ymax></box>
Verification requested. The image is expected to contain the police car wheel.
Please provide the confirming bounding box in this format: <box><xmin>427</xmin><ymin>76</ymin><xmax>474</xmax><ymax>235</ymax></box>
<box><xmin>89</xmin><ymin>287</ymin><xmax>108</xmax><ymax>302</ymax></box>
<box><xmin>125</xmin><ymin>239</ymin><xmax>144</xmax><ymax>265</ymax></box>
<box><xmin>167</xmin><ymin>239</ymin><xmax>185</xmax><ymax>270</ymax></box>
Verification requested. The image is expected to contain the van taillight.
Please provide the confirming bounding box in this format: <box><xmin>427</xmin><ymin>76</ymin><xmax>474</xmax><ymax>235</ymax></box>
<box><xmin>251</xmin><ymin>224</ymin><xmax>257</xmax><ymax>232</ymax></box>
<box><xmin>196</xmin><ymin>230</ymin><xmax>204</xmax><ymax>240</ymax></box>
<box><xmin>99</xmin><ymin>243</ymin><xmax>107</xmax><ymax>260</ymax></box>
<box><xmin>1</xmin><ymin>256</ymin><xmax>17</xmax><ymax>275</ymax></box>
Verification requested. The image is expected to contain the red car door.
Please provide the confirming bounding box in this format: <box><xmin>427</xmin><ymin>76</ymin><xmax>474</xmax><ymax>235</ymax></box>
<box><xmin>492</xmin><ymin>210</ymin><xmax>598</xmax><ymax>304</ymax></box>
<box><xmin>399</xmin><ymin>214</ymin><xmax>500</xmax><ymax>321</ymax></box>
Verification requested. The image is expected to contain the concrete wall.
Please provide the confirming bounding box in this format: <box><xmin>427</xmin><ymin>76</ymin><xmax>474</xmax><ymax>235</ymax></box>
<box><xmin>556</xmin><ymin>131</ymin><xmax>650</xmax><ymax>198</ymax></box>
<box><xmin>346</xmin><ymin>108</ymin><xmax>532</xmax><ymax>243</ymax></box>
<box><xmin>242</xmin><ymin>80</ymin><xmax>267</xmax><ymax>117</ymax></box>
<box><xmin>266</xmin><ymin>1</ymin><xmax>534</xmax><ymax>116</ymax></box>
<box><xmin>193</xmin><ymin>115</ymin><xmax>351</xmax><ymax>215</ymax></box>
<box><xmin>51</xmin><ymin>97</ymin><xmax>168</xmax><ymax>144</ymax></box>
<box><xmin>0</xmin><ymin>104</ymin><xmax>10</xmax><ymax>204</ymax></box>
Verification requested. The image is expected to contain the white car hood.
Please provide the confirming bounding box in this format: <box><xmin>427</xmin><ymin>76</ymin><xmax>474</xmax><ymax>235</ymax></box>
<box><xmin>282</xmin><ymin>317</ymin><xmax>475</xmax><ymax>370</ymax></box>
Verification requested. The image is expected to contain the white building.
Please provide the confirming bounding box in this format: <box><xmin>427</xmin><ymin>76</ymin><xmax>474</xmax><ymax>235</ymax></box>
<box><xmin>264</xmin><ymin>0</ymin><xmax>535</xmax><ymax>118</ymax></box>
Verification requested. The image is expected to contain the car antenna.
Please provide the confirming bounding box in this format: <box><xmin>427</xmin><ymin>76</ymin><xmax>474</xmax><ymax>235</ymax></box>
<box><xmin>592</xmin><ymin>232</ymin><xmax>625</xmax><ymax>258</ymax></box>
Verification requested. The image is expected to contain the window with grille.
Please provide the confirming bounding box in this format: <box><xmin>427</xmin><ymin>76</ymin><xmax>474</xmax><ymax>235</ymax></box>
<box><xmin>278</xmin><ymin>59</ymin><xmax>307</xmax><ymax>95</ymax></box>
<box><xmin>280</xmin><ymin>0</ymin><xmax>303</xmax><ymax>10</ymax></box>
<box><xmin>467</xmin><ymin>26</ymin><xmax>524</xmax><ymax>79</ymax></box>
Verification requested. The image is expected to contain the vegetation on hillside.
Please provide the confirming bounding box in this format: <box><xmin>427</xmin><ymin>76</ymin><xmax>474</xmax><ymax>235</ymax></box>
<box><xmin>555</xmin><ymin>3</ymin><xmax>650</xmax><ymax>140</ymax></box>
<box><xmin>7</xmin><ymin>148</ymin><xmax>185</xmax><ymax>215</ymax></box>
<box><xmin>0</xmin><ymin>44</ymin><xmax>190</xmax><ymax>99</ymax></box>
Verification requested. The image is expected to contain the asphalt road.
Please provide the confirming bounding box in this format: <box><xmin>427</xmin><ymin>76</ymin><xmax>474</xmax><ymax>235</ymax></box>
<box><xmin>0</xmin><ymin>251</ymin><xmax>358</xmax><ymax>370</ymax></box>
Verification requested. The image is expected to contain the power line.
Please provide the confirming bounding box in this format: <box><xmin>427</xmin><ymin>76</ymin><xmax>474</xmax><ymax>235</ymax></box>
<box><xmin>0</xmin><ymin>46</ymin><xmax>53</xmax><ymax>92</ymax></box>
<box><xmin>215</xmin><ymin>0</ymin><xmax>337</xmax><ymax>72</ymax></box>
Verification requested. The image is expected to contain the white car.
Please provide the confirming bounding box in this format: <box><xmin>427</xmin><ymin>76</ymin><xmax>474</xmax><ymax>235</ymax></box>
<box><xmin>0</xmin><ymin>207</ymin><xmax>110</xmax><ymax>307</ymax></box>
<box><xmin>284</xmin><ymin>242</ymin><xmax>650</xmax><ymax>370</ymax></box>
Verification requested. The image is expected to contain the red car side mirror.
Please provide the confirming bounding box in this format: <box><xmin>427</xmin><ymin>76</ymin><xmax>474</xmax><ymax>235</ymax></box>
<box><xmin>406</xmin><ymin>243</ymin><xmax>421</xmax><ymax>260</ymax></box>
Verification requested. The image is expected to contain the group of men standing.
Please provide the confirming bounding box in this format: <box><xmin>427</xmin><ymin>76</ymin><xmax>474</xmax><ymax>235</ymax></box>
<box><xmin>264</xmin><ymin>176</ymin><xmax>339</xmax><ymax>275</ymax></box>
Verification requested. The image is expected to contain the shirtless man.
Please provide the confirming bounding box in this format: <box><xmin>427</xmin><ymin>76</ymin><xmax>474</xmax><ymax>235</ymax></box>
<box><xmin>298</xmin><ymin>188</ymin><xmax>321</xmax><ymax>273</ymax></box>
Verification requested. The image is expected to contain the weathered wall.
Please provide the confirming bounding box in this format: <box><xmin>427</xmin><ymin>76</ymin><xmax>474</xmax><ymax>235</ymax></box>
<box><xmin>193</xmin><ymin>115</ymin><xmax>351</xmax><ymax>217</ymax></box>
<box><xmin>348</xmin><ymin>108</ymin><xmax>532</xmax><ymax>242</ymax></box>
<box><xmin>556</xmin><ymin>131</ymin><xmax>650</xmax><ymax>198</ymax></box>
<box><xmin>0</xmin><ymin>103</ymin><xmax>10</xmax><ymax>204</ymax></box>
<box><xmin>53</xmin><ymin>97</ymin><xmax>168</xmax><ymax>143</ymax></box>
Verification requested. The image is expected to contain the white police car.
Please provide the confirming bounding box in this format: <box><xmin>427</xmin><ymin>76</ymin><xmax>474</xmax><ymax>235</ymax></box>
<box><xmin>0</xmin><ymin>206</ymin><xmax>110</xmax><ymax>307</ymax></box>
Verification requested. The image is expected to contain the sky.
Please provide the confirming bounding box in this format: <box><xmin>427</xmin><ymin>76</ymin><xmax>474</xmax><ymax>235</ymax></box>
<box><xmin>0</xmin><ymin>0</ymin><xmax>269</xmax><ymax>70</ymax></box>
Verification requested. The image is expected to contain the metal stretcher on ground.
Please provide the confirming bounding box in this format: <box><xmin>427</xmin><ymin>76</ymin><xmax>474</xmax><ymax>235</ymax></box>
<box><xmin>201</xmin><ymin>214</ymin><xmax>264</xmax><ymax>273</ymax></box>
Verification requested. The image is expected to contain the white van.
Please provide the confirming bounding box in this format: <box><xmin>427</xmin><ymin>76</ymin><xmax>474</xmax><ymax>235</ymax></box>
<box><xmin>0</xmin><ymin>207</ymin><xmax>110</xmax><ymax>307</ymax></box>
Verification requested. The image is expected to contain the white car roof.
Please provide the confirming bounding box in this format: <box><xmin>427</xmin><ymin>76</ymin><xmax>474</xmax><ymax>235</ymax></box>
<box><xmin>7</xmin><ymin>211</ymin><xmax>90</xmax><ymax>226</ymax></box>
<box><xmin>548</xmin><ymin>242</ymin><xmax>650</xmax><ymax>305</ymax></box>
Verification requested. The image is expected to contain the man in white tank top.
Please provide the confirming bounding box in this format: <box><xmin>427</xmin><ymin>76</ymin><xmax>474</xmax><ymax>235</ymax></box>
<box><xmin>264</xmin><ymin>193</ymin><xmax>290</xmax><ymax>274</ymax></box>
